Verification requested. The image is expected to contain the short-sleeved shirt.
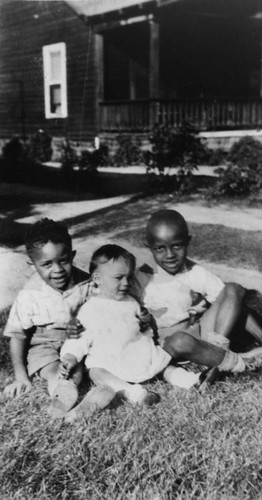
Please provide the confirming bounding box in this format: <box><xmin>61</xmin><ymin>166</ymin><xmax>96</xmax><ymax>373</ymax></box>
<box><xmin>3</xmin><ymin>267</ymin><xmax>93</xmax><ymax>345</ymax></box>
<box><xmin>134</xmin><ymin>259</ymin><xmax>225</xmax><ymax>329</ymax></box>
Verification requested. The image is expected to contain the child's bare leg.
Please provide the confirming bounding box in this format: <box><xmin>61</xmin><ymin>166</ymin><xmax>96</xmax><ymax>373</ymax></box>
<box><xmin>90</xmin><ymin>367</ymin><xmax>133</xmax><ymax>395</ymax></box>
<box><xmin>163</xmin><ymin>331</ymin><xmax>224</xmax><ymax>366</ymax></box>
<box><xmin>64</xmin><ymin>368</ymin><xmax>118</xmax><ymax>423</ymax></box>
<box><xmin>65</xmin><ymin>367</ymin><xmax>160</xmax><ymax>423</ymax></box>
<box><xmin>40</xmin><ymin>361</ymin><xmax>81</xmax><ymax>418</ymax></box>
<box><xmin>199</xmin><ymin>283</ymin><xmax>245</xmax><ymax>386</ymax></box>
<box><xmin>64</xmin><ymin>385</ymin><xmax>116</xmax><ymax>424</ymax></box>
<box><xmin>201</xmin><ymin>283</ymin><xmax>245</xmax><ymax>341</ymax></box>
<box><xmin>244</xmin><ymin>289</ymin><xmax>262</xmax><ymax>344</ymax></box>
<box><xmin>90</xmin><ymin>367</ymin><xmax>159</xmax><ymax>405</ymax></box>
<box><xmin>201</xmin><ymin>284</ymin><xmax>262</xmax><ymax>385</ymax></box>
<box><xmin>245</xmin><ymin>314</ymin><xmax>262</xmax><ymax>345</ymax></box>
<box><xmin>163</xmin><ymin>330</ymin><xmax>246</xmax><ymax>374</ymax></box>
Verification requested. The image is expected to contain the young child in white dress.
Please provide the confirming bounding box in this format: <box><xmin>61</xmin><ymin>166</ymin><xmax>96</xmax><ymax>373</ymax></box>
<box><xmin>59</xmin><ymin>244</ymin><xmax>201</xmax><ymax>422</ymax></box>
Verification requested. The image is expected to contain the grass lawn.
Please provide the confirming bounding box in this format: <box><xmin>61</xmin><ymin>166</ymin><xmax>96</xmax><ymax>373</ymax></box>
<box><xmin>1</xmin><ymin>306</ymin><xmax>262</xmax><ymax>499</ymax></box>
<box><xmin>71</xmin><ymin>194</ymin><xmax>262</xmax><ymax>273</ymax></box>
<box><xmin>1</xmin><ymin>188</ymin><xmax>262</xmax><ymax>499</ymax></box>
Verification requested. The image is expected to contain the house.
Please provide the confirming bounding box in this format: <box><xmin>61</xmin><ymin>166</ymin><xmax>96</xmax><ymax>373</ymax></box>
<box><xmin>1</xmin><ymin>0</ymin><xmax>262</xmax><ymax>158</ymax></box>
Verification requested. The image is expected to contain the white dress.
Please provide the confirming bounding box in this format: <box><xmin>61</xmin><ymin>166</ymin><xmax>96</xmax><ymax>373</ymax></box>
<box><xmin>61</xmin><ymin>295</ymin><xmax>171</xmax><ymax>383</ymax></box>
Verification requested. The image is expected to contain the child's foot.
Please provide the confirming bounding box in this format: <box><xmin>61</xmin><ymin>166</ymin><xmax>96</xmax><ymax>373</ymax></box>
<box><xmin>163</xmin><ymin>366</ymin><xmax>201</xmax><ymax>390</ymax></box>
<box><xmin>48</xmin><ymin>380</ymin><xmax>78</xmax><ymax>418</ymax></box>
<box><xmin>64</xmin><ymin>385</ymin><xmax>116</xmax><ymax>424</ymax></box>
<box><xmin>240</xmin><ymin>346</ymin><xmax>262</xmax><ymax>371</ymax></box>
<box><xmin>124</xmin><ymin>384</ymin><xmax>160</xmax><ymax>406</ymax></box>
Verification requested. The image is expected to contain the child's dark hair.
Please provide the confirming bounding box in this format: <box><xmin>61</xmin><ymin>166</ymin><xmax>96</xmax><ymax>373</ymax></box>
<box><xmin>25</xmin><ymin>218</ymin><xmax>72</xmax><ymax>257</ymax></box>
<box><xmin>89</xmin><ymin>244</ymin><xmax>136</xmax><ymax>275</ymax></box>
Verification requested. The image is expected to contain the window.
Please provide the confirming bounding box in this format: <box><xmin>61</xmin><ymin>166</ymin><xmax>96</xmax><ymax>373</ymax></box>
<box><xmin>43</xmin><ymin>42</ymin><xmax>68</xmax><ymax>118</ymax></box>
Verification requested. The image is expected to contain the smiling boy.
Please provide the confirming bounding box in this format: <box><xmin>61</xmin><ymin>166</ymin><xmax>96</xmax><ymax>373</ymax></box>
<box><xmin>3</xmin><ymin>219</ymin><xmax>92</xmax><ymax>415</ymax></box>
<box><xmin>134</xmin><ymin>209</ymin><xmax>262</xmax><ymax>381</ymax></box>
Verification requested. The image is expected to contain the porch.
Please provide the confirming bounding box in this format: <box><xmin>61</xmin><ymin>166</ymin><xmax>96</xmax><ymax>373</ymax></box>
<box><xmin>99</xmin><ymin>98</ymin><xmax>262</xmax><ymax>132</ymax></box>
<box><xmin>91</xmin><ymin>0</ymin><xmax>262</xmax><ymax>140</ymax></box>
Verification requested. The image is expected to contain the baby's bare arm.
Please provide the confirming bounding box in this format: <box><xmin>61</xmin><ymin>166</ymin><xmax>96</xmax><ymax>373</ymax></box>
<box><xmin>4</xmin><ymin>337</ymin><xmax>32</xmax><ymax>397</ymax></box>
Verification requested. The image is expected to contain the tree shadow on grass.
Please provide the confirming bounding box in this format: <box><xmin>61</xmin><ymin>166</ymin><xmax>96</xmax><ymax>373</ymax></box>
<box><xmin>0</xmin><ymin>168</ymin><xmax>152</xmax><ymax>248</ymax></box>
<box><xmin>0</xmin><ymin>188</ymin><xmax>147</xmax><ymax>248</ymax></box>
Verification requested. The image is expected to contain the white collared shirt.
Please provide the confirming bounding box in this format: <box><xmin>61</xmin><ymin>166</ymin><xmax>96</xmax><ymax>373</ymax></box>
<box><xmin>135</xmin><ymin>260</ymin><xmax>224</xmax><ymax>328</ymax></box>
<box><xmin>4</xmin><ymin>268</ymin><xmax>93</xmax><ymax>342</ymax></box>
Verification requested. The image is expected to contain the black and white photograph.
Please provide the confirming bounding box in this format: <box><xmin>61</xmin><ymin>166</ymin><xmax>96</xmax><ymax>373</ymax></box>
<box><xmin>1</xmin><ymin>1</ymin><xmax>262</xmax><ymax>498</ymax></box>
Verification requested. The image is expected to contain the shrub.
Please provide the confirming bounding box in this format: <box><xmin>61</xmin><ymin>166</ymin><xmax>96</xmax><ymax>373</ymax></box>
<box><xmin>2</xmin><ymin>137</ymin><xmax>30</xmax><ymax>182</ymax></box>
<box><xmin>61</xmin><ymin>139</ymin><xmax>109</xmax><ymax>171</ymax></box>
<box><xmin>29</xmin><ymin>129</ymin><xmax>52</xmax><ymax>163</ymax></box>
<box><xmin>79</xmin><ymin>144</ymin><xmax>109</xmax><ymax>170</ymax></box>
<box><xmin>215</xmin><ymin>136</ymin><xmax>262</xmax><ymax>196</ymax></box>
<box><xmin>60</xmin><ymin>140</ymin><xmax>112</xmax><ymax>190</ymax></box>
<box><xmin>61</xmin><ymin>139</ymin><xmax>79</xmax><ymax>171</ymax></box>
<box><xmin>1</xmin><ymin>130</ymin><xmax>52</xmax><ymax>182</ymax></box>
<box><xmin>144</xmin><ymin>122</ymin><xmax>209</xmax><ymax>193</ymax></box>
<box><xmin>113</xmin><ymin>135</ymin><xmax>144</xmax><ymax>167</ymax></box>
<box><xmin>215</xmin><ymin>163</ymin><xmax>261</xmax><ymax>196</ymax></box>
<box><xmin>206</xmin><ymin>147</ymin><xmax>227</xmax><ymax>166</ymax></box>
<box><xmin>2</xmin><ymin>137</ymin><xmax>24</xmax><ymax>165</ymax></box>
<box><xmin>228</xmin><ymin>136</ymin><xmax>262</xmax><ymax>169</ymax></box>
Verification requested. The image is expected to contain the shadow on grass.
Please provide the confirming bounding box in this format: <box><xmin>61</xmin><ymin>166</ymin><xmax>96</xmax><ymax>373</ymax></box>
<box><xmin>0</xmin><ymin>162</ymin><xmax>156</xmax><ymax>247</ymax></box>
<box><xmin>0</xmin><ymin>184</ymin><xmax>144</xmax><ymax>248</ymax></box>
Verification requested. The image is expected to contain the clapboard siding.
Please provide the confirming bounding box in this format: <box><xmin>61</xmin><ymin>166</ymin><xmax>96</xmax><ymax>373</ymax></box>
<box><xmin>0</xmin><ymin>0</ymin><xmax>97</xmax><ymax>142</ymax></box>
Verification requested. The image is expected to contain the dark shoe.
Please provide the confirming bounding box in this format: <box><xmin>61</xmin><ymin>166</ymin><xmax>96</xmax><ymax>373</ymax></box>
<box><xmin>197</xmin><ymin>366</ymin><xmax>220</xmax><ymax>393</ymax></box>
<box><xmin>141</xmin><ymin>391</ymin><xmax>160</xmax><ymax>406</ymax></box>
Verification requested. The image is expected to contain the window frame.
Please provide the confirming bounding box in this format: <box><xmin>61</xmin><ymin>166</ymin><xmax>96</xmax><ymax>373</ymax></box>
<box><xmin>42</xmin><ymin>42</ymin><xmax>68</xmax><ymax>119</ymax></box>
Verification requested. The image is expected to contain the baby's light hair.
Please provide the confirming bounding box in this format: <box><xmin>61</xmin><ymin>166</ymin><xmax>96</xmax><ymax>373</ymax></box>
<box><xmin>25</xmin><ymin>218</ymin><xmax>72</xmax><ymax>258</ymax></box>
<box><xmin>89</xmin><ymin>244</ymin><xmax>136</xmax><ymax>275</ymax></box>
<box><xmin>146</xmin><ymin>209</ymin><xmax>189</xmax><ymax>244</ymax></box>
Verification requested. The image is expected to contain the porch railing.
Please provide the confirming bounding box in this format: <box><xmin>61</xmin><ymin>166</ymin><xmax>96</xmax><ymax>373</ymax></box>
<box><xmin>99</xmin><ymin>98</ymin><xmax>262</xmax><ymax>132</ymax></box>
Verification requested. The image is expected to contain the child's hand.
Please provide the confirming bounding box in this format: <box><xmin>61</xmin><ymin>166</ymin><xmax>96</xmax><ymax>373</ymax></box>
<box><xmin>59</xmin><ymin>354</ymin><xmax>78</xmax><ymax>379</ymax></box>
<box><xmin>138</xmin><ymin>306</ymin><xmax>152</xmax><ymax>332</ymax></box>
<box><xmin>4</xmin><ymin>378</ymin><xmax>32</xmax><ymax>398</ymax></box>
<box><xmin>66</xmin><ymin>318</ymin><xmax>84</xmax><ymax>339</ymax></box>
<box><xmin>187</xmin><ymin>300</ymin><xmax>208</xmax><ymax>325</ymax></box>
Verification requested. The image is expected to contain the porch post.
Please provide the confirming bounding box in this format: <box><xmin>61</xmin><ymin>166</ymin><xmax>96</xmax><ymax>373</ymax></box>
<box><xmin>149</xmin><ymin>18</ymin><xmax>159</xmax><ymax>127</ymax></box>
<box><xmin>260</xmin><ymin>40</ymin><xmax>262</xmax><ymax>98</ymax></box>
<box><xmin>94</xmin><ymin>32</ymin><xmax>104</xmax><ymax>134</ymax></box>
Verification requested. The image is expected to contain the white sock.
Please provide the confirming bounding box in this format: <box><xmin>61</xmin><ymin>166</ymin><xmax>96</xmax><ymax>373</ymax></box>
<box><xmin>124</xmin><ymin>384</ymin><xmax>148</xmax><ymax>404</ymax></box>
<box><xmin>218</xmin><ymin>350</ymin><xmax>245</xmax><ymax>373</ymax></box>
<box><xmin>164</xmin><ymin>366</ymin><xmax>200</xmax><ymax>389</ymax></box>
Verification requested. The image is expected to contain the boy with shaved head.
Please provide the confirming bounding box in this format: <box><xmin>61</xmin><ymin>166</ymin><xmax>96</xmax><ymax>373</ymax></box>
<box><xmin>134</xmin><ymin>209</ymin><xmax>262</xmax><ymax>383</ymax></box>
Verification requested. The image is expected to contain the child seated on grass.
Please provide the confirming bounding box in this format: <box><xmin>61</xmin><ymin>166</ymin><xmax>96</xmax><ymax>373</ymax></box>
<box><xmin>134</xmin><ymin>209</ymin><xmax>262</xmax><ymax>384</ymax></box>
<box><xmin>3</xmin><ymin>218</ymin><xmax>93</xmax><ymax>417</ymax></box>
<box><xmin>59</xmin><ymin>244</ymin><xmax>259</xmax><ymax>423</ymax></box>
